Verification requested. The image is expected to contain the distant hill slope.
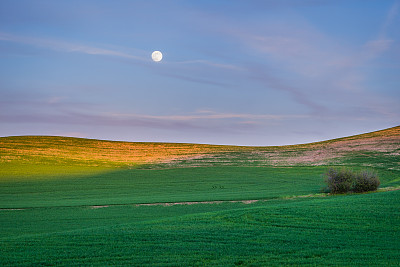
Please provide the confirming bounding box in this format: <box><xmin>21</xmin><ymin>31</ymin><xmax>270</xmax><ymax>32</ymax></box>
<box><xmin>1</xmin><ymin>126</ymin><xmax>399</xmax><ymax>173</ymax></box>
<box><xmin>0</xmin><ymin>135</ymin><xmax>226</xmax><ymax>167</ymax></box>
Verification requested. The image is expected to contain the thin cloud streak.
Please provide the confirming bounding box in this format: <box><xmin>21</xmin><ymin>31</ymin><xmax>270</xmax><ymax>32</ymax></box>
<box><xmin>0</xmin><ymin>32</ymin><xmax>147</xmax><ymax>62</ymax></box>
<box><xmin>0</xmin><ymin>107</ymin><xmax>309</xmax><ymax>125</ymax></box>
<box><xmin>108</xmin><ymin>112</ymin><xmax>309</xmax><ymax>121</ymax></box>
<box><xmin>213</xmin><ymin>5</ymin><xmax>399</xmax><ymax>116</ymax></box>
<box><xmin>382</xmin><ymin>0</ymin><xmax>400</xmax><ymax>35</ymax></box>
<box><xmin>170</xmin><ymin>59</ymin><xmax>242</xmax><ymax>71</ymax></box>
<box><xmin>0</xmin><ymin>32</ymin><xmax>241</xmax><ymax>72</ymax></box>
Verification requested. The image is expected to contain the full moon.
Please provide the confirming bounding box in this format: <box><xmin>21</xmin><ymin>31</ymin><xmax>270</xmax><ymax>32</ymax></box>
<box><xmin>151</xmin><ymin>51</ymin><xmax>163</xmax><ymax>62</ymax></box>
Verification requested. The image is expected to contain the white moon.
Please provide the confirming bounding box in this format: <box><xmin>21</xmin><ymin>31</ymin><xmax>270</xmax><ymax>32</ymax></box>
<box><xmin>151</xmin><ymin>51</ymin><xmax>163</xmax><ymax>62</ymax></box>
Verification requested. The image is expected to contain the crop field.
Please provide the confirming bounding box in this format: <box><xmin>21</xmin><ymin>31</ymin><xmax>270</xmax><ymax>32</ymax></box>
<box><xmin>1</xmin><ymin>191</ymin><xmax>399</xmax><ymax>266</ymax></box>
<box><xmin>0</xmin><ymin>126</ymin><xmax>399</xmax><ymax>265</ymax></box>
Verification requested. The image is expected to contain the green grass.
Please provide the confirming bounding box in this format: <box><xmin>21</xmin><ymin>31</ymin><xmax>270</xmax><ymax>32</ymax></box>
<box><xmin>0</xmin><ymin>166</ymin><xmax>325</xmax><ymax>208</ymax></box>
<box><xmin>1</xmin><ymin>166</ymin><xmax>399</xmax><ymax>209</ymax></box>
<box><xmin>1</xmin><ymin>190</ymin><xmax>399</xmax><ymax>266</ymax></box>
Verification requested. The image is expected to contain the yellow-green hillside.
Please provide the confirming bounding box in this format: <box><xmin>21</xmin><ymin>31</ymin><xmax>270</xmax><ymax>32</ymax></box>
<box><xmin>1</xmin><ymin>126</ymin><xmax>399</xmax><ymax>178</ymax></box>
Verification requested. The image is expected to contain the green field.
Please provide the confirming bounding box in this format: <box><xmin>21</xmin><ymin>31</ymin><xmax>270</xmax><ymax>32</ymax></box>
<box><xmin>1</xmin><ymin>191</ymin><xmax>399</xmax><ymax>266</ymax></box>
<box><xmin>1</xmin><ymin>127</ymin><xmax>399</xmax><ymax>265</ymax></box>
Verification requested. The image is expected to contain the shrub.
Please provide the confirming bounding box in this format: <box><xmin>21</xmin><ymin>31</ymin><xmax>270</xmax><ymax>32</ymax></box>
<box><xmin>323</xmin><ymin>167</ymin><xmax>380</xmax><ymax>194</ymax></box>
<box><xmin>324</xmin><ymin>167</ymin><xmax>354</xmax><ymax>194</ymax></box>
<box><xmin>353</xmin><ymin>170</ymin><xmax>380</xmax><ymax>193</ymax></box>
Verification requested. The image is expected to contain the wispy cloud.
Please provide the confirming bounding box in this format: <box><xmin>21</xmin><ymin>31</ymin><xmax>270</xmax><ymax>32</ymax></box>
<box><xmin>0</xmin><ymin>93</ymin><xmax>309</xmax><ymax>132</ymax></box>
<box><xmin>108</xmin><ymin>111</ymin><xmax>308</xmax><ymax>121</ymax></box>
<box><xmin>0</xmin><ymin>32</ymin><xmax>241</xmax><ymax>72</ymax></box>
<box><xmin>1</xmin><ymin>106</ymin><xmax>307</xmax><ymax>125</ymax></box>
<box><xmin>382</xmin><ymin>0</ymin><xmax>400</xmax><ymax>35</ymax></box>
<box><xmin>364</xmin><ymin>39</ymin><xmax>394</xmax><ymax>56</ymax></box>
<box><xmin>170</xmin><ymin>59</ymin><xmax>242</xmax><ymax>71</ymax></box>
<box><xmin>362</xmin><ymin>1</ymin><xmax>399</xmax><ymax>60</ymax></box>
<box><xmin>190</xmin><ymin>13</ymin><xmax>352</xmax><ymax>112</ymax></box>
<box><xmin>207</xmin><ymin>2</ymin><xmax>400</xmax><ymax>116</ymax></box>
<box><xmin>0</xmin><ymin>32</ymin><xmax>147</xmax><ymax>61</ymax></box>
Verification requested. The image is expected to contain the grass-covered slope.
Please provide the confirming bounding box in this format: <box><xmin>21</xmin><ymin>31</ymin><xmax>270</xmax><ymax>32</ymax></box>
<box><xmin>1</xmin><ymin>125</ymin><xmax>399</xmax><ymax>175</ymax></box>
<box><xmin>1</xmin><ymin>165</ymin><xmax>399</xmax><ymax>209</ymax></box>
<box><xmin>161</xmin><ymin>125</ymin><xmax>400</xmax><ymax>169</ymax></box>
<box><xmin>0</xmin><ymin>126</ymin><xmax>399</xmax><ymax>207</ymax></box>
<box><xmin>0</xmin><ymin>167</ymin><xmax>326</xmax><ymax>208</ymax></box>
<box><xmin>0</xmin><ymin>136</ymin><xmax>228</xmax><ymax>178</ymax></box>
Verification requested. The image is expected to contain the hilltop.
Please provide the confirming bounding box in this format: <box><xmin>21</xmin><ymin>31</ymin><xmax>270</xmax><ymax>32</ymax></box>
<box><xmin>1</xmin><ymin>126</ymin><xmax>400</xmax><ymax>169</ymax></box>
<box><xmin>1</xmin><ymin>126</ymin><xmax>399</xmax><ymax>172</ymax></box>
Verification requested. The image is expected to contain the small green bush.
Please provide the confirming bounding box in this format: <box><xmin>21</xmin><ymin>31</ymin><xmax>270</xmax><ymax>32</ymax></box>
<box><xmin>324</xmin><ymin>167</ymin><xmax>380</xmax><ymax>194</ymax></box>
<box><xmin>324</xmin><ymin>168</ymin><xmax>354</xmax><ymax>193</ymax></box>
<box><xmin>353</xmin><ymin>170</ymin><xmax>380</xmax><ymax>193</ymax></box>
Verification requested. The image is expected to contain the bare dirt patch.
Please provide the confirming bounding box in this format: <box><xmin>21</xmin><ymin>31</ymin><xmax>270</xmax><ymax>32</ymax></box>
<box><xmin>134</xmin><ymin>199</ymin><xmax>263</xmax><ymax>207</ymax></box>
<box><xmin>90</xmin><ymin>205</ymin><xmax>109</xmax><ymax>209</ymax></box>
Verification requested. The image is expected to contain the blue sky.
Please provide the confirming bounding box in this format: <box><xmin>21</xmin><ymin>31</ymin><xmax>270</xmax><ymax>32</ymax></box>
<box><xmin>1</xmin><ymin>0</ymin><xmax>399</xmax><ymax>145</ymax></box>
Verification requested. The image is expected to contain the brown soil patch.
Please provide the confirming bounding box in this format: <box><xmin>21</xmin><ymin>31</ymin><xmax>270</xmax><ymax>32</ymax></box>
<box><xmin>90</xmin><ymin>205</ymin><xmax>109</xmax><ymax>209</ymax></box>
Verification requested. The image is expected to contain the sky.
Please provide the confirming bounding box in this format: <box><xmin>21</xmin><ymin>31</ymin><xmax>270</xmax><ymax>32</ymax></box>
<box><xmin>0</xmin><ymin>0</ymin><xmax>399</xmax><ymax>146</ymax></box>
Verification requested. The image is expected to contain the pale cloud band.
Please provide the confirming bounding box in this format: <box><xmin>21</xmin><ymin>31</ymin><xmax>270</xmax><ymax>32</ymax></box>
<box><xmin>0</xmin><ymin>32</ymin><xmax>239</xmax><ymax>70</ymax></box>
<box><xmin>0</xmin><ymin>32</ymin><xmax>147</xmax><ymax>61</ymax></box>
<box><xmin>107</xmin><ymin>111</ymin><xmax>309</xmax><ymax>122</ymax></box>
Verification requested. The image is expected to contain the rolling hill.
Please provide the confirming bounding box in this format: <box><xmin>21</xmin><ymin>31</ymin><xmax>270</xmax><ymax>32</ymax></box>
<box><xmin>0</xmin><ymin>125</ymin><xmax>399</xmax><ymax>207</ymax></box>
<box><xmin>0</xmin><ymin>126</ymin><xmax>399</xmax><ymax>265</ymax></box>
<box><xmin>1</xmin><ymin>125</ymin><xmax>399</xmax><ymax>173</ymax></box>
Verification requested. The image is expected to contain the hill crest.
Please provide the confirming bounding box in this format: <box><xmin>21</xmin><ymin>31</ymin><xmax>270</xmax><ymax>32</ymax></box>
<box><xmin>1</xmin><ymin>126</ymin><xmax>399</xmax><ymax>170</ymax></box>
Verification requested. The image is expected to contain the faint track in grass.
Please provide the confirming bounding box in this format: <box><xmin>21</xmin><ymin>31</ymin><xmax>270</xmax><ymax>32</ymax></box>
<box><xmin>2</xmin><ymin>186</ymin><xmax>399</xmax><ymax>210</ymax></box>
